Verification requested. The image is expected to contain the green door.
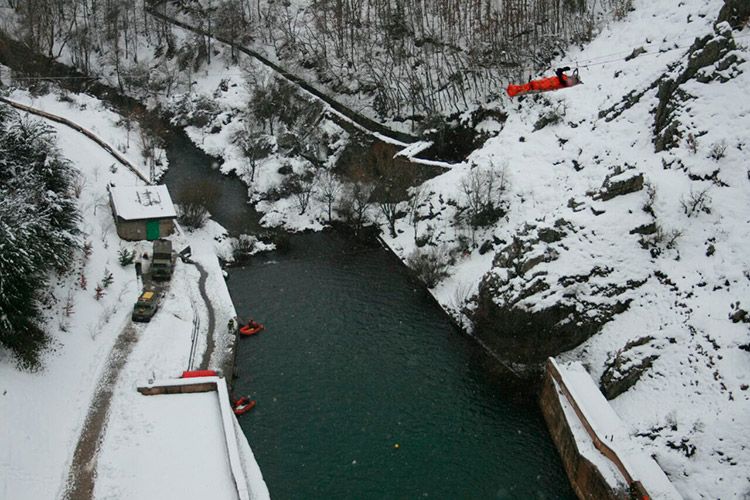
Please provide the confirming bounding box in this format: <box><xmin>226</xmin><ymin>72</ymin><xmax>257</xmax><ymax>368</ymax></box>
<box><xmin>146</xmin><ymin>220</ymin><xmax>160</xmax><ymax>240</ymax></box>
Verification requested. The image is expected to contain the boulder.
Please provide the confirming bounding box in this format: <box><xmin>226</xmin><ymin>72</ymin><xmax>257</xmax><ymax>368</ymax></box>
<box><xmin>598</xmin><ymin>170</ymin><xmax>644</xmax><ymax>201</ymax></box>
<box><xmin>717</xmin><ymin>0</ymin><xmax>750</xmax><ymax>30</ymax></box>
<box><xmin>600</xmin><ymin>336</ymin><xmax>659</xmax><ymax>399</ymax></box>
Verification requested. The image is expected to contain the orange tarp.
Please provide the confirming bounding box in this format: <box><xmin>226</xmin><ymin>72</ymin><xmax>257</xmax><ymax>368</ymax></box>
<box><xmin>507</xmin><ymin>74</ymin><xmax>568</xmax><ymax>98</ymax></box>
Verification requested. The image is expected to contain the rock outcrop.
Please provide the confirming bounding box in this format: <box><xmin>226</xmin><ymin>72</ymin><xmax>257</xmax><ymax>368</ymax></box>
<box><xmin>472</xmin><ymin>219</ymin><xmax>646</xmax><ymax>369</ymax></box>
<box><xmin>717</xmin><ymin>0</ymin><xmax>750</xmax><ymax>30</ymax></box>
<box><xmin>596</xmin><ymin>170</ymin><xmax>644</xmax><ymax>201</ymax></box>
<box><xmin>654</xmin><ymin>22</ymin><xmax>744</xmax><ymax>151</ymax></box>
<box><xmin>600</xmin><ymin>336</ymin><xmax>660</xmax><ymax>400</ymax></box>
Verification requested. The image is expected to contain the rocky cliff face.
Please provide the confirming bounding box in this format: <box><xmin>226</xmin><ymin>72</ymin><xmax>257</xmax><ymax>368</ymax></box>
<box><xmin>654</xmin><ymin>22</ymin><xmax>745</xmax><ymax>152</ymax></box>
<box><xmin>466</xmin><ymin>3</ymin><xmax>747</xmax><ymax>382</ymax></box>
<box><xmin>472</xmin><ymin>169</ymin><xmax>650</xmax><ymax>368</ymax></box>
<box><xmin>382</xmin><ymin>0</ymin><xmax>749</xmax><ymax>496</ymax></box>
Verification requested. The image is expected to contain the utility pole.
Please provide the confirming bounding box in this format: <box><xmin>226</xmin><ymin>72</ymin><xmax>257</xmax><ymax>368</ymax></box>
<box><xmin>187</xmin><ymin>63</ymin><xmax>192</xmax><ymax>95</ymax></box>
<box><xmin>206</xmin><ymin>0</ymin><xmax>212</xmax><ymax>66</ymax></box>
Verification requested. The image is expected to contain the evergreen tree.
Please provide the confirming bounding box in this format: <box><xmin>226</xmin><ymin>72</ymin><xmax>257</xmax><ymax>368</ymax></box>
<box><xmin>0</xmin><ymin>105</ymin><xmax>81</xmax><ymax>369</ymax></box>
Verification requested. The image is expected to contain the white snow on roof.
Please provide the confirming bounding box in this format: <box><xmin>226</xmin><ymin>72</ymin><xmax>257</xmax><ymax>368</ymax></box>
<box><xmin>95</xmin><ymin>391</ymin><xmax>240</xmax><ymax>500</ymax></box>
<box><xmin>110</xmin><ymin>185</ymin><xmax>177</xmax><ymax>220</ymax></box>
<box><xmin>132</xmin><ymin>377</ymin><xmax>258</xmax><ymax>500</ymax></box>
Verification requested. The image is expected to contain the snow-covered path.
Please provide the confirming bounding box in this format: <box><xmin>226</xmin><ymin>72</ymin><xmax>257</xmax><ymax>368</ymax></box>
<box><xmin>195</xmin><ymin>262</ymin><xmax>217</xmax><ymax>370</ymax></box>
<box><xmin>63</xmin><ymin>323</ymin><xmax>139</xmax><ymax>499</ymax></box>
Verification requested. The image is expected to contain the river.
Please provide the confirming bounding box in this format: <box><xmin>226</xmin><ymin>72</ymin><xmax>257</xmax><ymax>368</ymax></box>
<box><xmin>162</xmin><ymin>130</ymin><xmax>574</xmax><ymax>499</ymax></box>
<box><xmin>0</xmin><ymin>33</ymin><xmax>573</xmax><ymax>499</ymax></box>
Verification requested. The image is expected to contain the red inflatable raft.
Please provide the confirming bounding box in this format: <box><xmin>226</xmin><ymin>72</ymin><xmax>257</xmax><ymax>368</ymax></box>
<box><xmin>240</xmin><ymin>320</ymin><xmax>264</xmax><ymax>336</ymax></box>
<box><xmin>233</xmin><ymin>396</ymin><xmax>250</xmax><ymax>406</ymax></box>
<box><xmin>233</xmin><ymin>398</ymin><xmax>257</xmax><ymax>415</ymax></box>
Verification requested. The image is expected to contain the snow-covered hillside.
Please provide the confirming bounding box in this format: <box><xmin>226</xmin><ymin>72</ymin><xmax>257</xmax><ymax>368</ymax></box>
<box><xmin>134</xmin><ymin>2</ymin><xmax>749</xmax><ymax>494</ymax></box>
<box><xmin>383</xmin><ymin>0</ymin><xmax>749</xmax><ymax>497</ymax></box>
<box><xmin>2</xmin><ymin>0</ymin><xmax>748</xmax><ymax>496</ymax></box>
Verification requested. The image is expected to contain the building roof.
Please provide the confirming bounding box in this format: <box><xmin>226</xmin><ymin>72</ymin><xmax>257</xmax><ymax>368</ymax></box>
<box><xmin>110</xmin><ymin>185</ymin><xmax>177</xmax><ymax>221</ymax></box>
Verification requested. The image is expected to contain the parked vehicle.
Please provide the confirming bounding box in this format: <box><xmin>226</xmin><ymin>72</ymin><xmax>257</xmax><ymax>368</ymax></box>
<box><xmin>151</xmin><ymin>239</ymin><xmax>175</xmax><ymax>281</ymax></box>
<box><xmin>132</xmin><ymin>289</ymin><xmax>161</xmax><ymax>322</ymax></box>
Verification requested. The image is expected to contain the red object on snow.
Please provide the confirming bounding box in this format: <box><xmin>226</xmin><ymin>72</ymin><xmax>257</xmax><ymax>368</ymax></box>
<box><xmin>180</xmin><ymin>369</ymin><xmax>218</xmax><ymax>378</ymax></box>
<box><xmin>240</xmin><ymin>320</ymin><xmax>264</xmax><ymax>336</ymax></box>
<box><xmin>506</xmin><ymin>69</ymin><xmax>581</xmax><ymax>98</ymax></box>
<box><xmin>233</xmin><ymin>399</ymin><xmax>256</xmax><ymax>415</ymax></box>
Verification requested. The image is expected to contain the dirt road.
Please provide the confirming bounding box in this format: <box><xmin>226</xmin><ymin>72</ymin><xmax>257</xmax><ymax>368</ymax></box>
<box><xmin>62</xmin><ymin>324</ymin><xmax>139</xmax><ymax>500</ymax></box>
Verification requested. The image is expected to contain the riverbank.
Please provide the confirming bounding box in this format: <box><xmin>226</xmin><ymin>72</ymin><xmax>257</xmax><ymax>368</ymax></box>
<box><xmin>0</xmin><ymin>89</ymin><xmax>268</xmax><ymax>499</ymax></box>
<box><xmin>373</xmin><ymin>234</ymin><xmax>534</xmax><ymax>387</ymax></box>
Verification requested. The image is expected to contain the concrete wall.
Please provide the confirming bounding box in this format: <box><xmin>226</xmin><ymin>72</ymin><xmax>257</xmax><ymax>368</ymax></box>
<box><xmin>219</xmin><ymin>318</ymin><xmax>241</xmax><ymax>392</ymax></box>
<box><xmin>539</xmin><ymin>370</ymin><xmax>629</xmax><ymax>500</ymax></box>
<box><xmin>114</xmin><ymin>217</ymin><xmax>174</xmax><ymax>241</ymax></box>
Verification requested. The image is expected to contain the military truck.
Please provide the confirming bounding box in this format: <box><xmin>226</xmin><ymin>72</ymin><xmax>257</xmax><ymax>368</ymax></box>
<box><xmin>151</xmin><ymin>239</ymin><xmax>175</xmax><ymax>281</ymax></box>
<box><xmin>132</xmin><ymin>289</ymin><xmax>161</xmax><ymax>322</ymax></box>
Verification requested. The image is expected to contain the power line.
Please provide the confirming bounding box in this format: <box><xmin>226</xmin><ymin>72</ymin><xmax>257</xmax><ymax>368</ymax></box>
<box><xmin>564</xmin><ymin>31</ymin><xmax>750</xmax><ymax>70</ymax></box>
<box><xmin>6</xmin><ymin>71</ymin><xmax>250</xmax><ymax>81</ymax></box>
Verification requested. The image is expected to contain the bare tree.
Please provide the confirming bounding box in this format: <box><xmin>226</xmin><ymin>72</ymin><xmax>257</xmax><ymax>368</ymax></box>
<box><xmin>337</xmin><ymin>180</ymin><xmax>374</xmax><ymax>235</ymax></box>
<box><xmin>378</xmin><ymin>197</ymin><xmax>402</xmax><ymax>238</ymax></box>
<box><xmin>680</xmin><ymin>187</ymin><xmax>712</xmax><ymax>218</ymax></box>
<box><xmin>407</xmin><ymin>246</ymin><xmax>450</xmax><ymax>288</ymax></box>
<box><xmin>459</xmin><ymin>163</ymin><xmax>509</xmax><ymax>245</ymax></box>
<box><xmin>175</xmin><ymin>180</ymin><xmax>219</xmax><ymax>229</ymax></box>
<box><xmin>134</xmin><ymin>110</ymin><xmax>165</xmax><ymax>183</ymax></box>
<box><xmin>232</xmin><ymin>123</ymin><xmax>273</xmax><ymax>182</ymax></box>
<box><xmin>408</xmin><ymin>184</ymin><xmax>426</xmax><ymax>244</ymax></box>
<box><xmin>117</xmin><ymin>108</ymin><xmax>139</xmax><ymax>149</ymax></box>
<box><xmin>284</xmin><ymin>171</ymin><xmax>317</xmax><ymax>215</ymax></box>
<box><xmin>316</xmin><ymin>169</ymin><xmax>341</xmax><ymax>223</ymax></box>
<box><xmin>248</xmin><ymin>78</ymin><xmax>297</xmax><ymax>136</ymax></box>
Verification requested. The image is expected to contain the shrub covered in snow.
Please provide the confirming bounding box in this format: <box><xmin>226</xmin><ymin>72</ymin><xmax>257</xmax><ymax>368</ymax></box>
<box><xmin>169</xmin><ymin>92</ymin><xmax>221</xmax><ymax>129</ymax></box>
<box><xmin>174</xmin><ymin>179</ymin><xmax>219</xmax><ymax>230</ymax></box>
<box><xmin>406</xmin><ymin>246</ymin><xmax>451</xmax><ymax>288</ymax></box>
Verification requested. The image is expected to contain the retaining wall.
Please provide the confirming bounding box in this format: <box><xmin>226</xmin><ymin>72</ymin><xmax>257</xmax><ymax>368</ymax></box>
<box><xmin>539</xmin><ymin>364</ymin><xmax>630</xmax><ymax>499</ymax></box>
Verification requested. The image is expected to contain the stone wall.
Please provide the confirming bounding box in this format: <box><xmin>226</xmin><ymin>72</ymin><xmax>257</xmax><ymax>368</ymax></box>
<box><xmin>539</xmin><ymin>369</ymin><xmax>629</xmax><ymax>500</ymax></box>
<box><xmin>220</xmin><ymin>319</ymin><xmax>241</xmax><ymax>392</ymax></box>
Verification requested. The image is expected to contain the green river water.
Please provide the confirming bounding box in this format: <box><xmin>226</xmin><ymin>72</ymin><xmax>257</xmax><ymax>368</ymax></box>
<box><xmin>163</xmin><ymin>132</ymin><xmax>574</xmax><ymax>499</ymax></box>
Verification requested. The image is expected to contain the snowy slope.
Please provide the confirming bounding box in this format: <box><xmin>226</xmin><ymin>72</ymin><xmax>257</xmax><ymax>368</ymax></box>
<box><xmin>381</xmin><ymin>0</ymin><xmax>750</xmax><ymax>497</ymax></box>
<box><xmin>0</xmin><ymin>90</ymin><xmax>269</xmax><ymax>500</ymax></box>
<box><xmin>0</xmin><ymin>93</ymin><xmax>151</xmax><ymax>499</ymax></box>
